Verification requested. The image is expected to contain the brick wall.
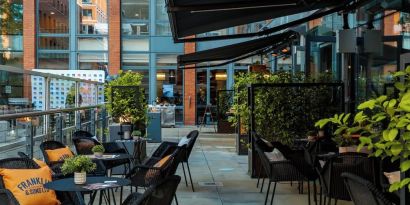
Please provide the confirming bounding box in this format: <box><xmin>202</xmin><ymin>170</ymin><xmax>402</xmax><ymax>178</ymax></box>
<box><xmin>184</xmin><ymin>39</ymin><xmax>196</xmax><ymax>125</ymax></box>
<box><xmin>23</xmin><ymin>0</ymin><xmax>36</xmax><ymax>100</ymax></box>
<box><xmin>108</xmin><ymin>0</ymin><xmax>121</xmax><ymax>75</ymax></box>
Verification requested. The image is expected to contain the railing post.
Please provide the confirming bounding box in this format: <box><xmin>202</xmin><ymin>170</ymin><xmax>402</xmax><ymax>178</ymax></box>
<box><xmin>101</xmin><ymin>107</ymin><xmax>107</xmax><ymax>142</ymax></box>
<box><xmin>75</xmin><ymin>82</ymin><xmax>81</xmax><ymax>130</ymax></box>
<box><xmin>55</xmin><ymin>114</ymin><xmax>63</xmax><ymax>143</ymax></box>
<box><xmin>90</xmin><ymin>108</ymin><xmax>96</xmax><ymax>136</ymax></box>
<box><xmin>26</xmin><ymin>121</ymin><xmax>34</xmax><ymax>159</ymax></box>
<box><xmin>44</xmin><ymin>77</ymin><xmax>51</xmax><ymax>136</ymax></box>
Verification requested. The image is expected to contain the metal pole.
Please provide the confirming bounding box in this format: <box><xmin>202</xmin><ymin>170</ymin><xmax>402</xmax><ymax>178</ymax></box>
<box><xmin>55</xmin><ymin>114</ymin><xmax>63</xmax><ymax>142</ymax></box>
<box><xmin>90</xmin><ymin>108</ymin><xmax>96</xmax><ymax>136</ymax></box>
<box><xmin>26</xmin><ymin>121</ymin><xmax>34</xmax><ymax>158</ymax></box>
<box><xmin>44</xmin><ymin>77</ymin><xmax>50</xmax><ymax>137</ymax></box>
<box><xmin>101</xmin><ymin>107</ymin><xmax>107</xmax><ymax>142</ymax></box>
<box><xmin>75</xmin><ymin>82</ymin><xmax>81</xmax><ymax>130</ymax></box>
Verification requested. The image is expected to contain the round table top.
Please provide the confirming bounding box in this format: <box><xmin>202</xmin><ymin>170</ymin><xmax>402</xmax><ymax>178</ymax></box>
<box><xmin>44</xmin><ymin>176</ymin><xmax>130</xmax><ymax>192</ymax></box>
<box><xmin>85</xmin><ymin>153</ymin><xmax>132</xmax><ymax>161</ymax></box>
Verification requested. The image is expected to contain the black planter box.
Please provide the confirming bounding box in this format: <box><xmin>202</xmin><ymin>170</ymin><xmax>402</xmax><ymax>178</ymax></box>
<box><xmin>217</xmin><ymin>120</ymin><xmax>235</xmax><ymax>133</ymax></box>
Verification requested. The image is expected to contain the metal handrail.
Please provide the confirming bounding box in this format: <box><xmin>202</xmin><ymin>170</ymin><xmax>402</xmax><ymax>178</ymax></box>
<box><xmin>0</xmin><ymin>105</ymin><xmax>105</xmax><ymax>121</ymax></box>
<box><xmin>0</xmin><ymin>65</ymin><xmax>104</xmax><ymax>85</ymax></box>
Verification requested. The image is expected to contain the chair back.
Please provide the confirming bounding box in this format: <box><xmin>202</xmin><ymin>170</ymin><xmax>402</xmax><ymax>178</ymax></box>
<box><xmin>17</xmin><ymin>152</ymin><xmax>30</xmax><ymax>159</ymax></box>
<box><xmin>39</xmin><ymin>141</ymin><xmax>67</xmax><ymax>164</ymax></box>
<box><xmin>146</xmin><ymin>175</ymin><xmax>181</xmax><ymax>205</ymax></box>
<box><xmin>254</xmin><ymin>142</ymin><xmax>272</xmax><ymax>176</ymax></box>
<box><xmin>72</xmin><ymin>136</ymin><xmax>100</xmax><ymax>155</ymax></box>
<box><xmin>168</xmin><ymin>147</ymin><xmax>185</xmax><ymax>175</ymax></box>
<box><xmin>342</xmin><ymin>173</ymin><xmax>393</xmax><ymax>205</ymax></box>
<box><xmin>321</xmin><ymin>152</ymin><xmax>376</xmax><ymax>201</ymax></box>
<box><xmin>184</xmin><ymin>130</ymin><xmax>199</xmax><ymax>161</ymax></box>
<box><xmin>0</xmin><ymin>189</ymin><xmax>19</xmax><ymax>205</ymax></box>
<box><xmin>73</xmin><ymin>130</ymin><xmax>94</xmax><ymax>138</ymax></box>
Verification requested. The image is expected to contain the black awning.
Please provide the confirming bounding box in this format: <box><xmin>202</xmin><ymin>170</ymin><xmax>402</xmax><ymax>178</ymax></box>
<box><xmin>167</xmin><ymin>0</ymin><xmax>355</xmax><ymax>41</ymax></box>
<box><xmin>177</xmin><ymin>31</ymin><xmax>297</xmax><ymax>68</ymax></box>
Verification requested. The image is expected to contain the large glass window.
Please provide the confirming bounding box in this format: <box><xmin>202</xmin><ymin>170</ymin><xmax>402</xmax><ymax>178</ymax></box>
<box><xmin>122</xmin><ymin>38</ymin><xmax>149</xmax><ymax>51</ymax></box>
<box><xmin>122</xmin><ymin>53</ymin><xmax>149</xmax><ymax>67</ymax></box>
<box><xmin>39</xmin><ymin>37</ymin><xmax>69</xmax><ymax>50</ymax></box>
<box><xmin>77</xmin><ymin>0</ymin><xmax>108</xmax><ymax>35</ymax></box>
<box><xmin>156</xmin><ymin>69</ymin><xmax>182</xmax><ymax>105</ymax></box>
<box><xmin>156</xmin><ymin>54</ymin><xmax>177</xmax><ymax>67</ymax></box>
<box><xmin>78</xmin><ymin>53</ymin><xmax>108</xmax><ymax>70</ymax></box>
<box><xmin>156</xmin><ymin>0</ymin><xmax>171</xmax><ymax>36</ymax></box>
<box><xmin>0</xmin><ymin>0</ymin><xmax>23</xmax><ymax>68</ymax></box>
<box><xmin>122</xmin><ymin>0</ymin><xmax>149</xmax><ymax>20</ymax></box>
<box><xmin>39</xmin><ymin>0</ymin><xmax>69</xmax><ymax>33</ymax></box>
<box><xmin>78</xmin><ymin>37</ymin><xmax>108</xmax><ymax>51</ymax></box>
<box><xmin>38</xmin><ymin>53</ymin><xmax>69</xmax><ymax>69</ymax></box>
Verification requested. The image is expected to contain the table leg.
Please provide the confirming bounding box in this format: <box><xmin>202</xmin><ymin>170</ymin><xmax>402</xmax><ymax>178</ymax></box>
<box><xmin>75</xmin><ymin>192</ymin><xmax>86</xmax><ymax>205</ymax></box>
<box><xmin>89</xmin><ymin>191</ymin><xmax>97</xmax><ymax>205</ymax></box>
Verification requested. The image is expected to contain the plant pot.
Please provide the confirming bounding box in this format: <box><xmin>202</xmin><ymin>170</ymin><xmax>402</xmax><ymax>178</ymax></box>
<box><xmin>94</xmin><ymin>152</ymin><xmax>103</xmax><ymax>158</ymax></box>
<box><xmin>133</xmin><ymin>136</ymin><xmax>141</xmax><ymax>140</ymax></box>
<box><xmin>123</xmin><ymin>131</ymin><xmax>131</xmax><ymax>139</ymax></box>
<box><xmin>74</xmin><ymin>172</ymin><xmax>87</xmax><ymax>185</ymax></box>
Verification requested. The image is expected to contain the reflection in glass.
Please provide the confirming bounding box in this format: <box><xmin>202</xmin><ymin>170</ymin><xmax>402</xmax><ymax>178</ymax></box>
<box><xmin>39</xmin><ymin>37</ymin><xmax>69</xmax><ymax>50</ymax></box>
<box><xmin>78</xmin><ymin>37</ymin><xmax>108</xmax><ymax>51</ymax></box>
<box><xmin>77</xmin><ymin>0</ymin><xmax>108</xmax><ymax>34</ymax></box>
<box><xmin>122</xmin><ymin>54</ymin><xmax>149</xmax><ymax>67</ymax></box>
<box><xmin>78</xmin><ymin>53</ymin><xmax>108</xmax><ymax>70</ymax></box>
<box><xmin>121</xmin><ymin>0</ymin><xmax>149</xmax><ymax>20</ymax></box>
<box><xmin>156</xmin><ymin>54</ymin><xmax>177</xmax><ymax>67</ymax></box>
<box><xmin>39</xmin><ymin>0</ymin><xmax>69</xmax><ymax>33</ymax></box>
<box><xmin>122</xmin><ymin>23</ymin><xmax>149</xmax><ymax>36</ymax></box>
<box><xmin>0</xmin><ymin>52</ymin><xmax>23</xmax><ymax>67</ymax></box>
<box><xmin>156</xmin><ymin>23</ymin><xmax>171</xmax><ymax>36</ymax></box>
<box><xmin>38</xmin><ymin>53</ymin><xmax>69</xmax><ymax>69</ymax></box>
<box><xmin>156</xmin><ymin>69</ymin><xmax>182</xmax><ymax>106</ymax></box>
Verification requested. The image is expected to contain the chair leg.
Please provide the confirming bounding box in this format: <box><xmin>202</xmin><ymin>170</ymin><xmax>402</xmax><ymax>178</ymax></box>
<box><xmin>270</xmin><ymin>182</ymin><xmax>277</xmax><ymax>205</ymax></box>
<box><xmin>307</xmin><ymin>181</ymin><xmax>311</xmax><ymax>205</ymax></box>
<box><xmin>186</xmin><ymin>161</ymin><xmax>195</xmax><ymax>192</ymax></box>
<box><xmin>334</xmin><ymin>199</ymin><xmax>337</xmax><ymax>205</ymax></box>
<box><xmin>119</xmin><ymin>186</ymin><xmax>123</xmax><ymax>204</ymax></box>
<box><xmin>313</xmin><ymin>180</ymin><xmax>317</xmax><ymax>205</ymax></box>
<box><xmin>174</xmin><ymin>194</ymin><xmax>179</xmax><ymax>205</ymax></box>
<box><xmin>111</xmin><ymin>189</ymin><xmax>117</xmax><ymax>205</ymax></box>
<box><xmin>264</xmin><ymin>182</ymin><xmax>271</xmax><ymax>205</ymax></box>
<box><xmin>181</xmin><ymin>162</ymin><xmax>188</xmax><ymax>187</ymax></box>
<box><xmin>327</xmin><ymin>197</ymin><xmax>331</xmax><ymax>205</ymax></box>
<box><xmin>257</xmin><ymin>165</ymin><xmax>262</xmax><ymax>188</ymax></box>
<box><xmin>260</xmin><ymin>177</ymin><xmax>265</xmax><ymax>193</ymax></box>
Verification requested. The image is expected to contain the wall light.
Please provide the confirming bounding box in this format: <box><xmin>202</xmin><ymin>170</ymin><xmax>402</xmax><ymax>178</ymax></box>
<box><xmin>157</xmin><ymin>72</ymin><xmax>166</xmax><ymax>81</ymax></box>
<box><xmin>215</xmin><ymin>73</ymin><xmax>227</xmax><ymax>81</ymax></box>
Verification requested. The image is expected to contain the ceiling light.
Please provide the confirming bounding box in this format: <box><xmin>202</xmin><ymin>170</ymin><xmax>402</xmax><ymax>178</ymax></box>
<box><xmin>50</xmin><ymin>11</ymin><xmax>55</xmax><ymax>15</ymax></box>
<box><xmin>157</xmin><ymin>73</ymin><xmax>166</xmax><ymax>81</ymax></box>
<box><xmin>215</xmin><ymin>73</ymin><xmax>227</xmax><ymax>81</ymax></box>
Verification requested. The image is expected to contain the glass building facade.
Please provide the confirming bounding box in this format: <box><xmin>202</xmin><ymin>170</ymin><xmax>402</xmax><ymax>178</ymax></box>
<box><xmin>1</xmin><ymin>1</ymin><xmax>410</xmax><ymax>124</ymax></box>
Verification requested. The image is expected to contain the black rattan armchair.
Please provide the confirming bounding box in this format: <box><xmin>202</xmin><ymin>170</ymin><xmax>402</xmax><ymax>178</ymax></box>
<box><xmin>122</xmin><ymin>175</ymin><xmax>181</xmax><ymax>205</ymax></box>
<box><xmin>342</xmin><ymin>173</ymin><xmax>393</xmax><ymax>205</ymax></box>
<box><xmin>0</xmin><ymin>189</ymin><xmax>19</xmax><ymax>205</ymax></box>
<box><xmin>254</xmin><ymin>142</ymin><xmax>305</xmax><ymax>205</ymax></box>
<box><xmin>318</xmin><ymin>152</ymin><xmax>377</xmax><ymax>205</ymax></box>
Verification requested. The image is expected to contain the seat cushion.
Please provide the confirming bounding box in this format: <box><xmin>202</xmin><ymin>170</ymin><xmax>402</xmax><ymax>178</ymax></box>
<box><xmin>264</xmin><ymin>149</ymin><xmax>286</xmax><ymax>162</ymax></box>
<box><xmin>153</xmin><ymin>155</ymin><xmax>172</xmax><ymax>168</ymax></box>
<box><xmin>45</xmin><ymin>147</ymin><xmax>74</xmax><ymax>162</ymax></box>
<box><xmin>0</xmin><ymin>166</ymin><xmax>60</xmax><ymax>205</ymax></box>
<box><xmin>177</xmin><ymin>137</ymin><xmax>191</xmax><ymax>147</ymax></box>
<box><xmin>33</xmin><ymin>158</ymin><xmax>48</xmax><ymax>168</ymax></box>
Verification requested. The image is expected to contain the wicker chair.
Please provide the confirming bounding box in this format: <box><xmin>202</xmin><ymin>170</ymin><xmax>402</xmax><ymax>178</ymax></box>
<box><xmin>252</xmin><ymin>134</ymin><xmax>274</xmax><ymax>189</ymax></box>
<box><xmin>342</xmin><ymin>173</ymin><xmax>393</xmax><ymax>205</ymax></box>
<box><xmin>254</xmin><ymin>142</ymin><xmax>305</xmax><ymax>205</ymax></box>
<box><xmin>0</xmin><ymin>189</ymin><xmax>19</xmax><ymax>205</ymax></box>
<box><xmin>122</xmin><ymin>175</ymin><xmax>181</xmax><ymax>205</ymax></box>
<box><xmin>318</xmin><ymin>152</ymin><xmax>377</xmax><ymax>205</ymax></box>
<box><xmin>148</xmin><ymin>130</ymin><xmax>199</xmax><ymax>191</ymax></box>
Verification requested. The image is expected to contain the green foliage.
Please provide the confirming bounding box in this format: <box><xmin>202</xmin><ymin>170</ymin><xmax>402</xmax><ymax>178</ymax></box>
<box><xmin>61</xmin><ymin>155</ymin><xmax>96</xmax><ymax>175</ymax></box>
<box><xmin>0</xmin><ymin>0</ymin><xmax>23</xmax><ymax>35</ymax></box>
<box><xmin>105</xmin><ymin>71</ymin><xmax>148</xmax><ymax>126</ymax></box>
<box><xmin>230</xmin><ymin>71</ymin><xmax>338</xmax><ymax>145</ymax></box>
<box><xmin>91</xmin><ymin>145</ymin><xmax>105</xmax><ymax>153</ymax></box>
<box><xmin>217</xmin><ymin>91</ymin><xmax>233</xmax><ymax>120</ymax></box>
<box><xmin>317</xmin><ymin>66</ymin><xmax>410</xmax><ymax>192</ymax></box>
<box><xmin>132</xmin><ymin>130</ymin><xmax>142</xmax><ymax>137</ymax></box>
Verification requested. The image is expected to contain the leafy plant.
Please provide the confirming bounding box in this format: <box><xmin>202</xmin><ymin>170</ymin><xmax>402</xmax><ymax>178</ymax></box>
<box><xmin>217</xmin><ymin>91</ymin><xmax>233</xmax><ymax>121</ymax></box>
<box><xmin>316</xmin><ymin>66</ymin><xmax>410</xmax><ymax>192</ymax></box>
<box><xmin>230</xmin><ymin>71</ymin><xmax>339</xmax><ymax>145</ymax></box>
<box><xmin>105</xmin><ymin>71</ymin><xmax>148</xmax><ymax>126</ymax></box>
<box><xmin>91</xmin><ymin>145</ymin><xmax>105</xmax><ymax>153</ymax></box>
<box><xmin>132</xmin><ymin>130</ymin><xmax>142</xmax><ymax>137</ymax></box>
<box><xmin>61</xmin><ymin>155</ymin><xmax>96</xmax><ymax>175</ymax></box>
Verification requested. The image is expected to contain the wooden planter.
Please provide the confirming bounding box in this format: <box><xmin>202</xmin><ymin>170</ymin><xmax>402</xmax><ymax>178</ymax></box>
<box><xmin>217</xmin><ymin>120</ymin><xmax>235</xmax><ymax>133</ymax></box>
<box><xmin>339</xmin><ymin>146</ymin><xmax>371</xmax><ymax>154</ymax></box>
<box><xmin>249</xmin><ymin>65</ymin><xmax>267</xmax><ymax>73</ymax></box>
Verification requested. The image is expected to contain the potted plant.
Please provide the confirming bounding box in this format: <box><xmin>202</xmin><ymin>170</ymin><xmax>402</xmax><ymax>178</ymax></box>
<box><xmin>306</xmin><ymin>131</ymin><xmax>317</xmax><ymax>141</ymax></box>
<box><xmin>217</xmin><ymin>91</ymin><xmax>235</xmax><ymax>133</ymax></box>
<box><xmin>106</xmin><ymin>71</ymin><xmax>148</xmax><ymax>140</ymax></box>
<box><xmin>91</xmin><ymin>145</ymin><xmax>105</xmax><ymax>158</ymax></box>
<box><xmin>61</xmin><ymin>155</ymin><xmax>96</xmax><ymax>185</ymax></box>
<box><xmin>132</xmin><ymin>130</ymin><xmax>142</xmax><ymax>140</ymax></box>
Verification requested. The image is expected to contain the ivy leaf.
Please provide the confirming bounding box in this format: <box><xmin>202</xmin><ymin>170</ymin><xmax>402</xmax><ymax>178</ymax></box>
<box><xmin>374</xmin><ymin>149</ymin><xmax>383</xmax><ymax>157</ymax></box>
<box><xmin>403</xmin><ymin>132</ymin><xmax>410</xmax><ymax>140</ymax></box>
<box><xmin>342</xmin><ymin>113</ymin><xmax>351</xmax><ymax>124</ymax></box>
<box><xmin>359</xmin><ymin>137</ymin><xmax>371</xmax><ymax>144</ymax></box>
<box><xmin>376</xmin><ymin>95</ymin><xmax>388</xmax><ymax>103</ymax></box>
<box><xmin>388</xmin><ymin>129</ymin><xmax>399</xmax><ymax>141</ymax></box>
<box><xmin>397</xmin><ymin>118</ymin><xmax>410</xmax><ymax>128</ymax></box>
<box><xmin>400</xmin><ymin>178</ymin><xmax>410</xmax><ymax>189</ymax></box>
<box><xmin>389</xmin><ymin>182</ymin><xmax>401</xmax><ymax>192</ymax></box>
<box><xmin>401</xmin><ymin>160</ymin><xmax>410</xmax><ymax>172</ymax></box>
<box><xmin>393</xmin><ymin>71</ymin><xmax>406</xmax><ymax>77</ymax></box>
<box><xmin>383</xmin><ymin>130</ymin><xmax>390</xmax><ymax>141</ymax></box>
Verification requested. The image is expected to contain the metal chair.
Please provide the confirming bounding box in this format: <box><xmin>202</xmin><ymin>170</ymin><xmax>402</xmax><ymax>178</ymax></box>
<box><xmin>0</xmin><ymin>189</ymin><xmax>19</xmax><ymax>205</ymax></box>
<box><xmin>342</xmin><ymin>173</ymin><xmax>393</xmax><ymax>205</ymax></box>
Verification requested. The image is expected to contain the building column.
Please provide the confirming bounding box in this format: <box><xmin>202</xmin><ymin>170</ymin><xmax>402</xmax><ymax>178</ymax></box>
<box><xmin>183</xmin><ymin>38</ymin><xmax>196</xmax><ymax>125</ymax></box>
<box><xmin>108</xmin><ymin>0</ymin><xmax>121</xmax><ymax>75</ymax></box>
<box><xmin>23</xmin><ymin>0</ymin><xmax>36</xmax><ymax>101</ymax></box>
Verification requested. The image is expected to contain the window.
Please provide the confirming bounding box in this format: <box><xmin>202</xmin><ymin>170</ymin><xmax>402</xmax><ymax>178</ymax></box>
<box><xmin>78</xmin><ymin>37</ymin><xmax>108</xmax><ymax>51</ymax></box>
<box><xmin>38</xmin><ymin>53</ymin><xmax>69</xmax><ymax>69</ymax></box>
<box><xmin>78</xmin><ymin>53</ymin><xmax>108</xmax><ymax>70</ymax></box>
<box><xmin>83</xmin><ymin>9</ymin><xmax>92</xmax><ymax>18</ymax></box>
<box><xmin>122</xmin><ymin>0</ymin><xmax>149</xmax><ymax>20</ymax></box>
<box><xmin>122</xmin><ymin>38</ymin><xmax>149</xmax><ymax>51</ymax></box>
<box><xmin>122</xmin><ymin>54</ymin><xmax>149</xmax><ymax>67</ymax></box>
<box><xmin>39</xmin><ymin>0</ymin><xmax>69</xmax><ymax>33</ymax></box>
<box><xmin>156</xmin><ymin>54</ymin><xmax>178</xmax><ymax>67</ymax></box>
<box><xmin>78</xmin><ymin>0</ymin><xmax>108</xmax><ymax>34</ymax></box>
<box><xmin>39</xmin><ymin>37</ymin><xmax>69</xmax><ymax>50</ymax></box>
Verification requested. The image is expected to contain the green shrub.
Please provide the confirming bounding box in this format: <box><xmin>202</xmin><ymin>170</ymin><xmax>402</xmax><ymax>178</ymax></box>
<box><xmin>61</xmin><ymin>155</ymin><xmax>96</xmax><ymax>175</ymax></box>
<box><xmin>91</xmin><ymin>145</ymin><xmax>105</xmax><ymax>153</ymax></box>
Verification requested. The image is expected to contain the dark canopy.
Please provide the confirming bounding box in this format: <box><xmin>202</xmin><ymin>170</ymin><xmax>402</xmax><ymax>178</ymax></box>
<box><xmin>167</xmin><ymin>0</ymin><xmax>355</xmax><ymax>41</ymax></box>
<box><xmin>178</xmin><ymin>31</ymin><xmax>298</xmax><ymax>68</ymax></box>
